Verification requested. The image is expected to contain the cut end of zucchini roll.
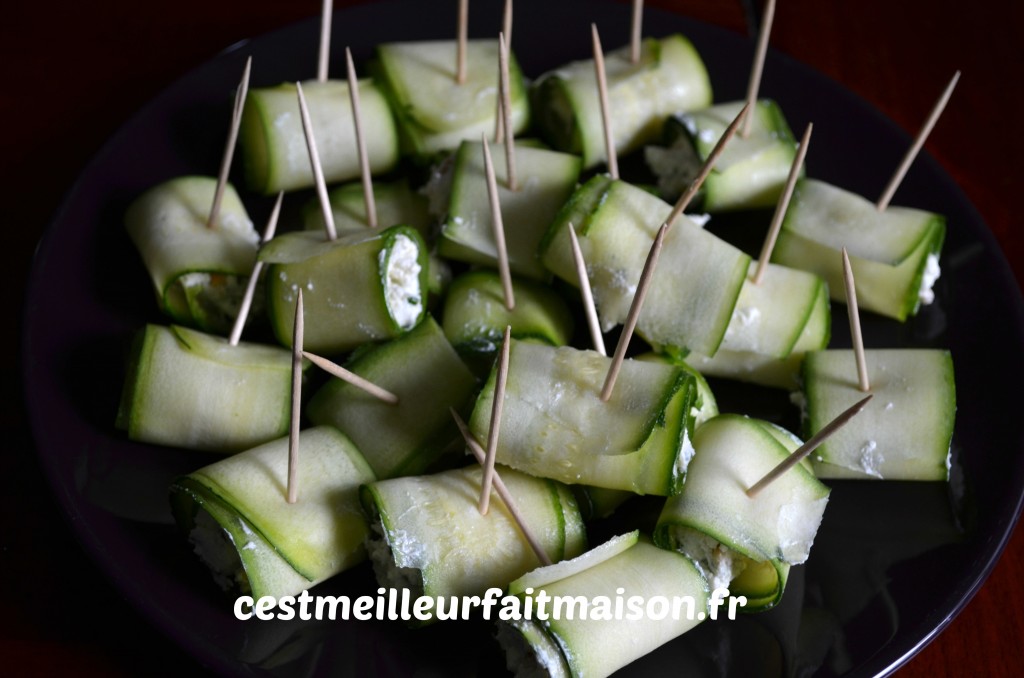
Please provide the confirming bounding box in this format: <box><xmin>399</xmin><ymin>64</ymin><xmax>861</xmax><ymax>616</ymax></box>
<box><xmin>189</xmin><ymin>505</ymin><xmax>252</xmax><ymax>594</ymax></box>
<box><xmin>380</xmin><ymin>232</ymin><xmax>424</xmax><ymax>330</ymax></box>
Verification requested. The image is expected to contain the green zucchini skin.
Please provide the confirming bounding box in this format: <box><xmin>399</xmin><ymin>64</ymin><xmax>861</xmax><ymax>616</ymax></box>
<box><xmin>532</xmin><ymin>34</ymin><xmax>712</xmax><ymax>169</ymax></box>
<box><xmin>169</xmin><ymin>426</ymin><xmax>376</xmax><ymax>599</ymax></box>
<box><xmin>239</xmin><ymin>79</ymin><xmax>399</xmax><ymax>195</ymax></box>
<box><xmin>116</xmin><ymin>324</ymin><xmax>297</xmax><ymax>453</ymax></box>
<box><xmin>261</xmin><ymin>225</ymin><xmax>429</xmax><ymax>354</ymax></box>
<box><xmin>771</xmin><ymin>179</ymin><xmax>946</xmax><ymax>321</ymax></box>
<box><xmin>306</xmin><ymin>317</ymin><xmax>478</xmax><ymax>479</ymax></box>
<box><xmin>802</xmin><ymin>349</ymin><xmax>956</xmax><ymax>481</ymax></box>
<box><xmin>469</xmin><ymin>341</ymin><xmax>698</xmax><ymax>496</ymax></box>
<box><xmin>124</xmin><ymin>176</ymin><xmax>260</xmax><ymax>334</ymax></box>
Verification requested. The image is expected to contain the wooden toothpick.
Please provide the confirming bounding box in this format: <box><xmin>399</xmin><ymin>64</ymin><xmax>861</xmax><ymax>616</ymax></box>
<box><xmin>741</xmin><ymin>0</ymin><xmax>776</xmax><ymax>138</ymax></box>
<box><xmin>591</xmin><ymin>24</ymin><xmax>618</xmax><ymax>180</ymax></box>
<box><xmin>296</xmin><ymin>81</ymin><xmax>337</xmax><ymax>241</ymax></box>
<box><xmin>207</xmin><ymin>56</ymin><xmax>252</xmax><ymax>230</ymax></box>
<box><xmin>346</xmin><ymin>47</ymin><xmax>377</xmax><ymax>229</ymax></box>
<box><xmin>229</xmin><ymin>191</ymin><xmax>283</xmax><ymax>346</ymax></box>
<box><xmin>568</xmin><ymin>223</ymin><xmax>606</xmax><ymax>356</ymax></box>
<box><xmin>746</xmin><ymin>394</ymin><xmax>873</xmax><ymax>497</ymax></box>
<box><xmin>876</xmin><ymin>70</ymin><xmax>960</xmax><ymax>211</ymax></box>
<box><xmin>482</xmin><ymin>134</ymin><xmax>515</xmax><ymax>310</ymax></box>
<box><xmin>451</xmin><ymin>408</ymin><xmax>552</xmax><ymax>566</ymax></box>
<box><xmin>752</xmin><ymin>122</ymin><xmax>812</xmax><ymax>285</ymax></box>
<box><xmin>287</xmin><ymin>289</ymin><xmax>305</xmax><ymax>504</ymax></box>
<box><xmin>317</xmin><ymin>0</ymin><xmax>333</xmax><ymax>82</ymax></box>
<box><xmin>842</xmin><ymin>248</ymin><xmax>870</xmax><ymax>392</ymax></box>
<box><xmin>456</xmin><ymin>0</ymin><xmax>469</xmax><ymax>84</ymax></box>
<box><xmin>494</xmin><ymin>0</ymin><xmax>514</xmax><ymax>143</ymax></box>
<box><xmin>665</xmin><ymin>102</ymin><xmax>749</xmax><ymax>228</ymax></box>
<box><xmin>600</xmin><ymin>223</ymin><xmax>668</xmax><ymax>402</ymax></box>
<box><xmin>630</xmin><ymin>0</ymin><xmax>644</xmax><ymax>64</ymax></box>
<box><xmin>479</xmin><ymin>326</ymin><xmax>512</xmax><ymax>515</ymax></box>
<box><xmin>302</xmin><ymin>350</ymin><xmax>399</xmax><ymax>404</ymax></box>
<box><xmin>498</xmin><ymin>32</ymin><xmax>518</xmax><ymax>191</ymax></box>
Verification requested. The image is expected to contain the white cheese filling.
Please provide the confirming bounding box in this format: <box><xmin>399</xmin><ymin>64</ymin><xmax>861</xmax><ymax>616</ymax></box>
<box><xmin>380</xmin><ymin>234</ymin><xmax>423</xmax><ymax>329</ymax></box>
<box><xmin>918</xmin><ymin>253</ymin><xmax>941</xmax><ymax>305</ymax></box>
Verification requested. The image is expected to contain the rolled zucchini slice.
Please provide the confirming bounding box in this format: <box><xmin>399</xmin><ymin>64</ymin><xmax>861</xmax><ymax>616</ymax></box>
<box><xmin>261</xmin><ymin>225</ymin><xmax>429</xmax><ymax>354</ymax></box>
<box><xmin>683</xmin><ymin>264</ymin><xmax>831</xmax><ymax>389</ymax></box>
<box><xmin>373</xmin><ymin>39</ymin><xmax>530</xmax><ymax>156</ymax></box>
<box><xmin>645</xmin><ymin>99</ymin><xmax>799</xmax><ymax>211</ymax></box>
<box><xmin>125</xmin><ymin>176</ymin><xmax>260</xmax><ymax>334</ymax></box>
<box><xmin>302</xmin><ymin>178</ymin><xmax>432</xmax><ymax>240</ymax></box>
<box><xmin>169</xmin><ymin>426</ymin><xmax>376</xmax><ymax>599</ymax></box>
<box><xmin>771</xmin><ymin>179</ymin><xmax>946</xmax><ymax>321</ymax></box>
<box><xmin>442</xmin><ymin>270</ymin><xmax>574</xmax><ymax>374</ymax></box>
<box><xmin>438</xmin><ymin>140</ymin><xmax>582</xmax><ymax>279</ymax></box>
<box><xmin>360</xmin><ymin>465</ymin><xmax>586</xmax><ymax>622</ymax></box>
<box><xmin>801</xmin><ymin>349</ymin><xmax>956</xmax><ymax>480</ymax></box>
<box><xmin>306</xmin><ymin>317</ymin><xmax>477</xmax><ymax>479</ymax></box>
<box><xmin>541</xmin><ymin>177</ymin><xmax>750</xmax><ymax>358</ymax></box>
<box><xmin>239</xmin><ymin>79</ymin><xmax>399</xmax><ymax>194</ymax></box>
<box><xmin>116</xmin><ymin>324</ymin><xmax>297</xmax><ymax>453</ymax></box>
<box><xmin>654</xmin><ymin>415</ymin><xmax>829</xmax><ymax>612</ymax></box>
<box><xmin>469</xmin><ymin>341</ymin><xmax>699</xmax><ymax>495</ymax></box>
<box><xmin>532</xmin><ymin>34</ymin><xmax>712</xmax><ymax>169</ymax></box>
<box><xmin>498</xmin><ymin>535</ymin><xmax>710</xmax><ymax>678</ymax></box>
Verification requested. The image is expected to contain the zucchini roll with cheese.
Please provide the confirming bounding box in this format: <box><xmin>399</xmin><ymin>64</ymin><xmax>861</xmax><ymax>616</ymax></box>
<box><xmin>373</xmin><ymin>40</ymin><xmax>530</xmax><ymax>156</ymax></box>
<box><xmin>170</xmin><ymin>427</ymin><xmax>376</xmax><ymax>600</ymax></box>
<box><xmin>360</xmin><ymin>465</ymin><xmax>586</xmax><ymax>623</ymax></box>
<box><xmin>497</xmin><ymin>532</ymin><xmax>710</xmax><ymax>678</ymax></box>
<box><xmin>532</xmin><ymin>34</ymin><xmax>711</xmax><ymax>170</ymax></box>
<box><xmin>469</xmin><ymin>341</ymin><xmax>700</xmax><ymax>496</ymax></box>
<box><xmin>654</xmin><ymin>415</ymin><xmax>830</xmax><ymax>612</ymax></box>
<box><xmin>125</xmin><ymin>176</ymin><xmax>260</xmax><ymax>334</ymax></box>
<box><xmin>239</xmin><ymin>79</ymin><xmax>399</xmax><ymax>195</ymax></box>
<box><xmin>771</xmin><ymin>179</ymin><xmax>945</xmax><ymax>321</ymax></box>
<box><xmin>261</xmin><ymin>225</ymin><xmax>429</xmax><ymax>354</ymax></box>
<box><xmin>116</xmin><ymin>324</ymin><xmax>298</xmax><ymax>453</ymax></box>
<box><xmin>541</xmin><ymin>176</ymin><xmax>750</xmax><ymax>359</ymax></box>
<box><xmin>645</xmin><ymin>99</ymin><xmax>801</xmax><ymax>212</ymax></box>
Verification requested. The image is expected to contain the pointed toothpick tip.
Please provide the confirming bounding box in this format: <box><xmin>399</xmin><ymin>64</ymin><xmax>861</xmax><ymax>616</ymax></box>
<box><xmin>346</xmin><ymin>46</ymin><xmax>377</xmax><ymax>229</ymax></box>
<box><xmin>481</xmin><ymin>134</ymin><xmax>515</xmax><ymax>311</ymax></box>
<box><xmin>451</xmin><ymin>407</ymin><xmax>552</xmax><ymax>566</ymax></box>
<box><xmin>479</xmin><ymin>325</ymin><xmax>512</xmax><ymax>515</ymax></box>
<box><xmin>567</xmin><ymin>223</ymin><xmax>607</xmax><ymax>356</ymax></box>
<box><xmin>207</xmin><ymin>56</ymin><xmax>252</xmax><ymax>230</ymax></box>
<box><xmin>877</xmin><ymin>69</ymin><xmax>960</xmax><ymax>211</ymax></box>
<box><xmin>287</xmin><ymin>289</ymin><xmax>305</xmax><ymax>504</ymax></box>
<box><xmin>600</xmin><ymin>222</ymin><xmax>668</xmax><ymax>402</ymax></box>
<box><xmin>753</xmin><ymin>121</ymin><xmax>812</xmax><ymax>285</ymax></box>
<box><xmin>668</xmin><ymin>101</ymin><xmax>750</xmax><ymax>225</ymax></box>
<box><xmin>841</xmin><ymin>247</ymin><xmax>870</xmax><ymax>392</ymax></box>
<box><xmin>229</xmin><ymin>190</ymin><xmax>284</xmax><ymax>346</ymax></box>
<box><xmin>591</xmin><ymin>23</ymin><xmax>619</xmax><ymax>180</ymax></box>
<box><xmin>302</xmin><ymin>350</ymin><xmax>399</xmax><ymax>404</ymax></box>
<box><xmin>746</xmin><ymin>393</ymin><xmax>873</xmax><ymax>497</ymax></box>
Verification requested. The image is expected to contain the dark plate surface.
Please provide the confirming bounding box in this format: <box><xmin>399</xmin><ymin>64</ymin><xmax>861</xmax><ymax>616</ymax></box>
<box><xmin>23</xmin><ymin>1</ymin><xmax>1024</xmax><ymax>676</ymax></box>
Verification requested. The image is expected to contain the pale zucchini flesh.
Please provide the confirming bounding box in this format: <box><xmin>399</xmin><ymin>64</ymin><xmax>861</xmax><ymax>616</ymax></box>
<box><xmin>125</xmin><ymin>176</ymin><xmax>259</xmax><ymax>334</ymax></box>
<box><xmin>306</xmin><ymin>317</ymin><xmax>477</xmax><ymax>479</ymax></box>
<box><xmin>802</xmin><ymin>349</ymin><xmax>956</xmax><ymax>480</ymax></box>
<box><xmin>116</xmin><ymin>324</ymin><xmax>295</xmax><ymax>453</ymax></box>
<box><xmin>239</xmin><ymin>79</ymin><xmax>398</xmax><ymax>194</ymax></box>
<box><xmin>532</xmin><ymin>34</ymin><xmax>712</xmax><ymax>168</ymax></box>
<box><xmin>439</xmin><ymin>140</ymin><xmax>581</xmax><ymax>279</ymax></box>
<box><xmin>262</xmin><ymin>226</ymin><xmax>428</xmax><ymax>354</ymax></box>
<box><xmin>169</xmin><ymin>426</ymin><xmax>376</xmax><ymax>598</ymax></box>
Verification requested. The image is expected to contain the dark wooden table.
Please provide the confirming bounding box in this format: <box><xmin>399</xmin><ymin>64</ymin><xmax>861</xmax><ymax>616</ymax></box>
<box><xmin>5</xmin><ymin>0</ymin><xmax>1022</xmax><ymax>675</ymax></box>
